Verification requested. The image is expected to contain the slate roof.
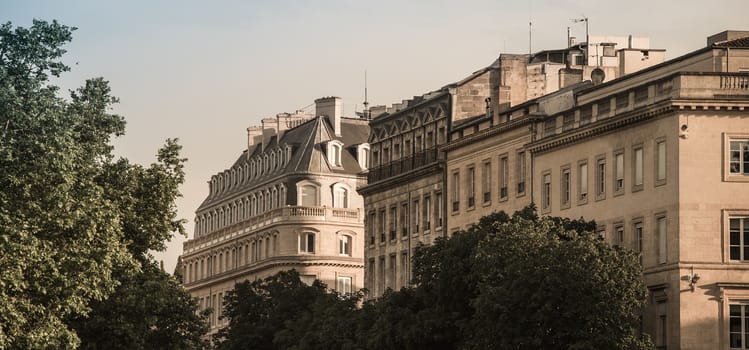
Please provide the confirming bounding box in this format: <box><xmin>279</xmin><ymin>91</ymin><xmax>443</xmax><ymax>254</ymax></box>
<box><xmin>197</xmin><ymin>115</ymin><xmax>369</xmax><ymax>210</ymax></box>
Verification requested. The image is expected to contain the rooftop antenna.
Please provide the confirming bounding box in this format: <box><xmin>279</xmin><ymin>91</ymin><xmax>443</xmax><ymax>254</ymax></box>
<box><xmin>572</xmin><ymin>16</ymin><xmax>589</xmax><ymax>65</ymax></box>
<box><xmin>363</xmin><ymin>70</ymin><xmax>370</xmax><ymax>119</ymax></box>
<box><xmin>528</xmin><ymin>0</ymin><xmax>533</xmax><ymax>57</ymax></box>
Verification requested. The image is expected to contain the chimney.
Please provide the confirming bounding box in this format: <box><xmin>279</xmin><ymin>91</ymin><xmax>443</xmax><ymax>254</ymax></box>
<box><xmin>261</xmin><ymin>118</ymin><xmax>277</xmax><ymax>152</ymax></box>
<box><xmin>247</xmin><ymin>125</ymin><xmax>262</xmax><ymax>150</ymax></box>
<box><xmin>315</xmin><ymin>96</ymin><xmax>342</xmax><ymax>137</ymax></box>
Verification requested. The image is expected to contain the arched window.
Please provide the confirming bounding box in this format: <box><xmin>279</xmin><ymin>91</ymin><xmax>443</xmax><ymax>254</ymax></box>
<box><xmin>327</xmin><ymin>140</ymin><xmax>344</xmax><ymax>167</ymax></box>
<box><xmin>258</xmin><ymin>192</ymin><xmax>264</xmax><ymax>213</ymax></box>
<box><xmin>250</xmin><ymin>196</ymin><xmax>257</xmax><ymax>216</ymax></box>
<box><xmin>265</xmin><ymin>190</ymin><xmax>271</xmax><ymax>211</ymax></box>
<box><xmin>339</xmin><ymin>234</ymin><xmax>352</xmax><ymax>256</ymax></box>
<box><xmin>265</xmin><ymin>236</ymin><xmax>270</xmax><ymax>257</ymax></box>
<box><xmin>357</xmin><ymin>143</ymin><xmax>370</xmax><ymax>170</ymax></box>
<box><xmin>300</xmin><ymin>184</ymin><xmax>319</xmax><ymax>206</ymax></box>
<box><xmin>271</xmin><ymin>152</ymin><xmax>276</xmax><ymax>171</ymax></box>
<box><xmin>280</xmin><ymin>185</ymin><xmax>287</xmax><ymax>206</ymax></box>
<box><xmin>271</xmin><ymin>187</ymin><xmax>278</xmax><ymax>209</ymax></box>
<box><xmin>238</xmin><ymin>201</ymin><xmax>244</xmax><ymax>221</ymax></box>
<box><xmin>333</xmin><ymin>185</ymin><xmax>348</xmax><ymax>208</ymax></box>
<box><xmin>299</xmin><ymin>232</ymin><xmax>315</xmax><ymax>253</ymax></box>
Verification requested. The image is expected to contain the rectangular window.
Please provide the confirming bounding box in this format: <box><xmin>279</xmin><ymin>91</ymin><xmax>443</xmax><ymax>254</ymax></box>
<box><xmin>730</xmin><ymin>303</ymin><xmax>749</xmax><ymax>349</ymax></box>
<box><xmin>378</xmin><ymin>257</ymin><xmax>385</xmax><ymax>294</ymax></box>
<box><xmin>729</xmin><ymin>217</ymin><xmax>749</xmax><ymax>261</ymax></box>
<box><xmin>424</xmin><ymin>196</ymin><xmax>432</xmax><ymax>231</ymax></box>
<box><xmin>517</xmin><ymin>151</ymin><xmax>526</xmax><ymax>195</ymax></box>
<box><xmin>561</xmin><ymin>167</ymin><xmax>571</xmax><ymax>208</ymax></box>
<box><xmin>562</xmin><ymin>114</ymin><xmax>575</xmax><ymax>131</ymax></box>
<box><xmin>544</xmin><ymin>118</ymin><xmax>556</xmax><ymax>137</ymax></box>
<box><xmin>339</xmin><ymin>235</ymin><xmax>352</xmax><ymax>256</ymax></box>
<box><xmin>616</xmin><ymin>225</ymin><xmax>624</xmax><ymax>247</ymax></box>
<box><xmin>452</xmin><ymin>172</ymin><xmax>460</xmax><ymax>212</ymax></box>
<box><xmin>729</xmin><ymin>140</ymin><xmax>749</xmax><ymax>175</ymax></box>
<box><xmin>634</xmin><ymin>146</ymin><xmax>644</xmax><ymax>189</ymax></box>
<box><xmin>336</xmin><ymin>276</ymin><xmax>352</xmax><ymax>294</ymax></box>
<box><xmin>436</xmin><ymin>192</ymin><xmax>443</xmax><ymax>228</ymax></box>
<box><xmin>401</xmin><ymin>203</ymin><xmax>409</xmax><ymax>237</ymax></box>
<box><xmin>378</xmin><ymin>210</ymin><xmax>386</xmax><ymax>243</ymax></box>
<box><xmin>368</xmin><ymin>258</ymin><xmax>374</xmax><ymax>293</ymax></box>
<box><xmin>467</xmin><ymin>167</ymin><xmax>475</xmax><ymax>208</ymax></box>
<box><xmin>656</xmin><ymin>139</ymin><xmax>666</xmax><ymax>184</ymax></box>
<box><xmin>580</xmin><ymin>106</ymin><xmax>592</xmax><ymax>126</ymax></box>
<box><xmin>635</xmin><ymin>221</ymin><xmax>643</xmax><ymax>265</ymax></box>
<box><xmin>389</xmin><ymin>255</ymin><xmax>396</xmax><ymax>289</ymax></box>
<box><xmin>500</xmin><ymin>156</ymin><xmax>509</xmax><ymax>200</ymax></box>
<box><xmin>579</xmin><ymin>161</ymin><xmax>588</xmax><ymax>202</ymax></box>
<box><xmin>615</xmin><ymin>152</ymin><xmax>624</xmax><ymax>193</ymax></box>
<box><xmin>401</xmin><ymin>252</ymin><xmax>410</xmax><ymax>287</ymax></box>
<box><xmin>596</xmin><ymin>157</ymin><xmax>606</xmax><ymax>199</ymax></box>
<box><xmin>656</xmin><ymin>301</ymin><xmax>667</xmax><ymax>348</ymax></box>
<box><xmin>413</xmin><ymin>199</ymin><xmax>420</xmax><ymax>233</ymax></box>
<box><xmin>657</xmin><ymin>216</ymin><xmax>667</xmax><ymax>264</ymax></box>
<box><xmin>389</xmin><ymin>206</ymin><xmax>397</xmax><ymax>240</ymax></box>
<box><xmin>368</xmin><ymin>212</ymin><xmax>376</xmax><ymax>245</ymax></box>
<box><xmin>300</xmin><ymin>233</ymin><xmax>315</xmax><ymax>253</ymax></box>
<box><xmin>598</xmin><ymin>99</ymin><xmax>610</xmax><ymax>117</ymax></box>
<box><xmin>543</xmin><ymin>172</ymin><xmax>551</xmax><ymax>211</ymax></box>
<box><xmin>482</xmin><ymin>161</ymin><xmax>492</xmax><ymax>204</ymax></box>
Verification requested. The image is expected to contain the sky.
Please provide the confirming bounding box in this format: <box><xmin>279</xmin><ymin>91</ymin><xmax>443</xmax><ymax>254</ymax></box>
<box><xmin>3</xmin><ymin>0</ymin><xmax>748</xmax><ymax>273</ymax></box>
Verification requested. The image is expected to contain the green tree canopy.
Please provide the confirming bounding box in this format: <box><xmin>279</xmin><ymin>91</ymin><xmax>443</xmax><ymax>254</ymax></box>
<box><xmin>0</xmin><ymin>20</ymin><xmax>206</xmax><ymax>348</ymax></box>
<box><xmin>214</xmin><ymin>270</ymin><xmax>361</xmax><ymax>350</ymax></box>
<box><xmin>215</xmin><ymin>206</ymin><xmax>651</xmax><ymax>350</ymax></box>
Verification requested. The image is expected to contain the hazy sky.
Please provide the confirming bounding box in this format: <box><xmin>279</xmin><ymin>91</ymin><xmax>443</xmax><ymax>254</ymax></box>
<box><xmin>4</xmin><ymin>0</ymin><xmax>748</xmax><ymax>273</ymax></box>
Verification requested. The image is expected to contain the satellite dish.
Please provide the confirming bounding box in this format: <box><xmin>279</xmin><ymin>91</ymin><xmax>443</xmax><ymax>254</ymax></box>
<box><xmin>591</xmin><ymin>68</ymin><xmax>605</xmax><ymax>85</ymax></box>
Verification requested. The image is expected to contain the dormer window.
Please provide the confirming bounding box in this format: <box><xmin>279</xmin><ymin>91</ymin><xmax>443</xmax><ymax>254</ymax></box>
<box><xmin>356</xmin><ymin>143</ymin><xmax>370</xmax><ymax>170</ymax></box>
<box><xmin>327</xmin><ymin>140</ymin><xmax>344</xmax><ymax>167</ymax></box>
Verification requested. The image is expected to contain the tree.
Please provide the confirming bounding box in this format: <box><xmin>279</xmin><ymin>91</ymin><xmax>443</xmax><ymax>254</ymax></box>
<box><xmin>466</xmin><ymin>209</ymin><xmax>651</xmax><ymax>349</ymax></box>
<box><xmin>0</xmin><ymin>20</ymin><xmax>206</xmax><ymax>348</ymax></box>
<box><xmin>214</xmin><ymin>270</ymin><xmax>361</xmax><ymax>350</ymax></box>
<box><xmin>70</xmin><ymin>261</ymin><xmax>209</xmax><ymax>350</ymax></box>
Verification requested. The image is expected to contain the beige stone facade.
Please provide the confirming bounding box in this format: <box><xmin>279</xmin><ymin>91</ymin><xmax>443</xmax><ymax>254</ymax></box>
<box><xmin>359</xmin><ymin>33</ymin><xmax>666</xmax><ymax>300</ymax></box>
<box><xmin>180</xmin><ymin>97</ymin><xmax>369</xmax><ymax>333</ymax></box>
<box><xmin>446</xmin><ymin>31</ymin><xmax>749</xmax><ymax>349</ymax></box>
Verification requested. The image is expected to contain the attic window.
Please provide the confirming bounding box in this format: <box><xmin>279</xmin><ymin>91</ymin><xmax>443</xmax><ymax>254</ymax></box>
<box><xmin>357</xmin><ymin>143</ymin><xmax>370</xmax><ymax>170</ymax></box>
<box><xmin>327</xmin><ymin>140</ymin><xmax>344</xmax><ymax>167</ymax></box>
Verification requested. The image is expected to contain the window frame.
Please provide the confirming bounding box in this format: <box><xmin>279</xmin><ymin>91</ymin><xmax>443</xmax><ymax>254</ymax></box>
<box><xmin>499</xmin><ymin>155</ymin><xmax>509</xmax><ymax>201</ymax></box>
<box><xmin>724</xmin><ymin>133</ymin><xmax>749</xmax><ymax>182</ymax></box>
<box><xmin>482</xmin><ymin>160</ymin><xmax>492</xmax><ymax>205</ymax></box>
<box><xmin>517</xmin><ymin>150</ymin><xmax>527</xmax><ymax>197</ymax></box>
<box><xmin>633</xmin><ymin>144</ymin><xmax>644</xmax><ymax>192</ymax></box>
<box><xmin>724</xmin><ymin>210</ymin><xmax>749</xmax><ymax>263</ymax></box>
<box><xmin>578</xmin><ymin>159</ymin><xmax>589</xmax><ymax>205</ymax></box>
<box><xmin>299</xmin><ymin>232</ymin><xmax>316</xmax><ymax>254</ymax></box>
<box><xmin>595</xmin><ymin>154</ymin><xmax>606</xmax><ymax>201</ymax></box>
<box><xmin>336</xmin><ymin>276</ymin><xmax>352</xmax><ymax>294</ymax></box>
<box><xmin>542</xmin><ymin>170</ymin><xmax>552</xmax><ymax>213</ymax></box>
<box><xmin>655</xmin><ymin>137</ymin><xmax>667</xmax><ymax>186</ymax></box>
<box><xmin>560</xmin><ymin>165</ymin><xmax>571</xmax><ymax>209</ymax></box>
<box><xmin>614</xmin><ymin>150</ymin><xmax>625</xmax><ymax>196</ymax></box>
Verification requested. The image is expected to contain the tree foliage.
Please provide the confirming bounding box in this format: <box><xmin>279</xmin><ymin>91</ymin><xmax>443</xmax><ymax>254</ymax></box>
<box><xmin>217</xmin><ymin>206</ymin><xmax>652</xmax><ymax>350</ymax></box>
<box><xmin>0</xmin><ymin>20</ymin><xmax>206</xmax><ymax>348</ymax></box>
<box><xmin>214</xmin><ymin>270</ymin><xmax>361</xmax><ymax>350</ymax></box>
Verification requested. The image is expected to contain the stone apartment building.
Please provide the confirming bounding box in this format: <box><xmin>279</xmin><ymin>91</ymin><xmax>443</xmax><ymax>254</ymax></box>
<box><xmin>360</xmin><ymin>33</ymin><xmax>664</xmax><ymax>299</ymax></box>
<box><xmin>179</xmin><ymin>97</ymin><xmax>369</xmax><ymax>333</ymax></box>
<box><xmin>445</xmin><ymin>30</ymin><xmax>749</xmax><ymax>350</ymax></box>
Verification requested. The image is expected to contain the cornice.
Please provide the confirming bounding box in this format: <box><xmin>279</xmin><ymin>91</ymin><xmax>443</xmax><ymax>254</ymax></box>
<box><xmin>443</xmin><ymin>116</ymin><xmax>535</xmax><ymax>152</ymax></box>
<box><xmin>528</xmin><ymin>101</ymin><xmax>674</xmax><ymax>155</ymax></box>
<box><xmin>357</xmin><ymin>162</ymin><xmax>444</xmax><ymax>195</ymax></box>
<box><xmin>183</xmin><ymin>257</ymin><xmax>365</xmax><ymax>290</ymax></box>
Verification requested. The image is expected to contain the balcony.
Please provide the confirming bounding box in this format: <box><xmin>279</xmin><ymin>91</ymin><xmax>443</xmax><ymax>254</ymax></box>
<box><xmin>183</xmin><ymin>206</ymin><xmax>362</xmax><ymax>254</ymax></box>
<box><xmin>367</xmin><ymin>148</ymin><xmax>443</xmax><ymax>183</ymax></box>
